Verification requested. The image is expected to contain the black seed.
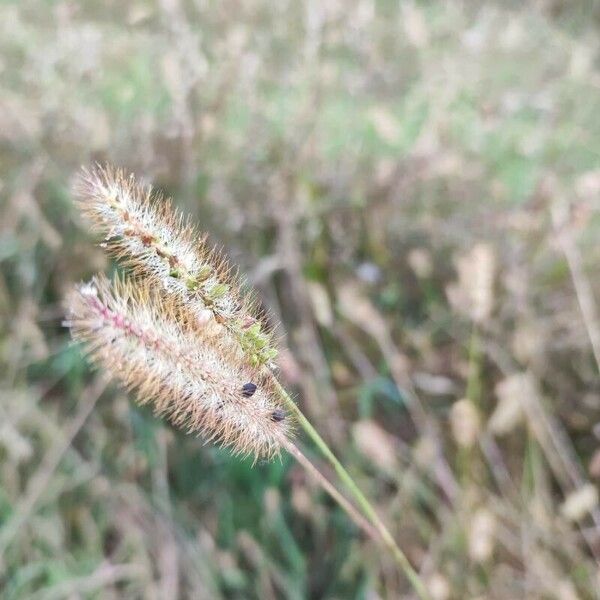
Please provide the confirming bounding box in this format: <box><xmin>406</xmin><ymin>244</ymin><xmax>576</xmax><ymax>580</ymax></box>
<box><xmin>271</xmin><ymin>408</ymin><xmax>285</xmax><ymax>422</ymax></box>
<box><xmin>242</xmin><ymin>382</ymin><xmax>257</xmax><ymax>397</ymax></box>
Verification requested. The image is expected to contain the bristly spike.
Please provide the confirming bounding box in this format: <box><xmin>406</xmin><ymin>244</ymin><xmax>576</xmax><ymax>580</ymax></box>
<box><xmin>65</xmin><ymin>275</ymin><xmax>290</xmax><ymax>459</ymax></box>
<box><xmin>74</xmin><ymin>165</ymin><xmax>278</xmax><ymax>368</ymax></box>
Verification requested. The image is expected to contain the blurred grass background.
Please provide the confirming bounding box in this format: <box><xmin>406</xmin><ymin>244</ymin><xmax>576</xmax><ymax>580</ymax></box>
<box><xmin>2</xmin><ymin>0</ymin><xmax>600</xmax><ymax>598</ymax></box>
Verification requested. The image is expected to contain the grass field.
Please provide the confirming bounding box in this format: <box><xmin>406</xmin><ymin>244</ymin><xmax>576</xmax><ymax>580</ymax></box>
<box><xmin>2</xmin><ymin>1</ymin><xmax>600</xmax><ymax>598</ymax></box>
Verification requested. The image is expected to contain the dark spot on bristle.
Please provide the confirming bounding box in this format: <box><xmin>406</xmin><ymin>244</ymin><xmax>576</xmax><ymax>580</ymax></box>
<box><xmin>242</xmin><ymin>382</ymin><xmax>257</xmax><ymax>397</ymax></box>
<box><xmin>271</xmin><ymin>408</ymin><xmax>285</xmax><ymax>422</ymax></box>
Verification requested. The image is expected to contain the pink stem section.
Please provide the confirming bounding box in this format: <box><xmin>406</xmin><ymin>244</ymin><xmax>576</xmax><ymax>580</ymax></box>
<box><xmin>282</xmin><ymin>439</ymin><xmax>378</xmax><ymax>540</ymax></box>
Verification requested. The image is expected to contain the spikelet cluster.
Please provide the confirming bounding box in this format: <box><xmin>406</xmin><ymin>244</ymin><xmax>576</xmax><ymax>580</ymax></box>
<box><xmin>66</xmin><ymin>166</ymin><xmax>290</xmax><ymax>459</ymax></box>
<box><xmin>75</xmin><ymin>166</ymin><xmax>278</xmax><ymax>368</ymax></box>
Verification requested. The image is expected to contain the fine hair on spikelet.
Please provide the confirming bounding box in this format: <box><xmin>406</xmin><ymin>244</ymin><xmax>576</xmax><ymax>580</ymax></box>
<box><xmin>74</xmin><ymin>165</ymin><xmax>278</xmax><ymax>369</ymax></box>
<box><xmin>65</xmin><ymin>274</ymin><xmax>289</xmax><ymax>459</ymax></box>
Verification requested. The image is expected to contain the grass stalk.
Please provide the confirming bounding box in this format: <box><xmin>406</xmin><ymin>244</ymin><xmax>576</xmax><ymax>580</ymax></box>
<box><xmin>282</xmin><ymin>439</ymin><xmax>377</xmax><ymax>540</ymax></box>
<box><xmin>270</xmin><ymin>375</ymin><xmax>431</xmax><ymax>600</ymax></box>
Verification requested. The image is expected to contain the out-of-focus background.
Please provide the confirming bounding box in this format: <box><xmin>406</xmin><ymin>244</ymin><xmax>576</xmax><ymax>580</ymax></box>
<box><xmin>2</xmin><ymin>1</ymin><xmax>600</xmax><ymax>598</ymax></box>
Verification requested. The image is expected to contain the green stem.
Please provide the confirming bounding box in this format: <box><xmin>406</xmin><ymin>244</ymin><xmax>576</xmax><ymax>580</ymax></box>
<box><xmin>459</xmin><ymin>324</ymin><xmax>480</xmax><ymax>483</ymax></box>
<box><xmin>270</xmin><ymin>376</ymin><xmax>431</xmax><ymax>600</ymax></box>
<box><xmin>465</xmin><ymin>324</ymin><xmax>481</xmax><ymax>404</ymax></box>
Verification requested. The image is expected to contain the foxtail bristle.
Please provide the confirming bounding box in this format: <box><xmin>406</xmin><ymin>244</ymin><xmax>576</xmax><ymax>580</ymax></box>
<box><xmin>65</xmin><ymin>275</ymin><xmax>290</xmax><ymax>459</ymax></box>
<box><xmin>74</xmin><ymin>165</ymin><xmax>278</xmax><ymax>368</ymax></box>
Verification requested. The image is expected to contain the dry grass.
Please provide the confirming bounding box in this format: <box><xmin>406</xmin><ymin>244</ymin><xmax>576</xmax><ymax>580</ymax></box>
<box><xmin>1</xmin><ymin>1</ymin><xmax>600</xmax><ymax>598</ymax></box>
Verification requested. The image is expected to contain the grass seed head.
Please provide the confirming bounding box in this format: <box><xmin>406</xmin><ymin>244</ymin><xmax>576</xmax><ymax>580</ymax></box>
<box><xmin>66</xmin><ymin>274</ymin><xmax>290</xmax><ymax>459</ymax></box>
<box><xmin>75</xmin><ymin>165</ymin><xmax>278</xmax><ymax>369</ymax></box>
